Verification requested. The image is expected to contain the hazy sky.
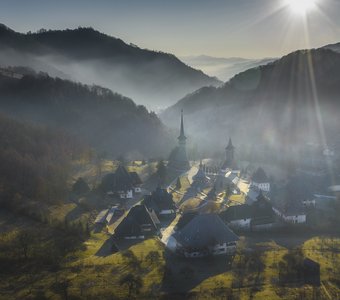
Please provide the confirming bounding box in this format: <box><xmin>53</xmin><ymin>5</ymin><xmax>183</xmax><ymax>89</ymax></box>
<box><xmin>1</xmin><ymin>0</ymin><xmax>340</xmax><ymax>58</ymax></box>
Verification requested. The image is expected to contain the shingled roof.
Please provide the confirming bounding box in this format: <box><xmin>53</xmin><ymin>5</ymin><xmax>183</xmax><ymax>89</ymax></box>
<box><xmin>100</xmin><ymin>164</ymin><xmax>142</xmax><ymax>192</ymax></box>
<box><xmin>143</xmin><ymin>186</ymin><xmax>176</xmax><ymax>215</ymax></box>
<box><xmin>175</xmin><ymin>214</ymin><xmax>239</xmax><ymax>248</ymax></box>
<box><xmin>114</xmin><ymin>204</ymin><xmax>159</xmax><ymax>238</ymax></box>
<box><xmin>219</xmin><ymin>205</ymin><xmax>252</xmax><ymax>222</ymax></box>
<box><xmin>220</xmin><ymin>192</ymin><xmax>274</xmax><ymax>223</ymax></box>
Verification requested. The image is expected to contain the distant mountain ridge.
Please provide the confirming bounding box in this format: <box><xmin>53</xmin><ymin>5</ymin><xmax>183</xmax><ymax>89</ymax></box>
<box><xmin>322</xmin><ymin>41</ymin><xmax>340</xmax><ymax>54</ymax></box>
<box><xmin>0</xmin><ymin>24</ymin><xmax>221</xmax><ymax>108</ymax></box>
<box><xmin>162</xmin><ymin>48</ymin><xmax>340</xmax><ymax>153</ymax></box>
<box><xmin>181</xmin><ymin>55</ymin><xmax>276</xmax><ymax>82</ymax></box>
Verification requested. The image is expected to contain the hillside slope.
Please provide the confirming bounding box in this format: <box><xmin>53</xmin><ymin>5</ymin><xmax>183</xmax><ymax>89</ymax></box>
<box><xmin>0</xmin><ymin>24</ymin><xmax>221</xmax><ymax>108</ymax></box>
<box><xmin>0</xmin><ymin>68</ymin><xmax>172</xmax><ymax>157</ymax></box>
<box><xmin>181</xmin><ymin>55</ymin><xmax>275</xmax><ymax>81</ymax></box>
<box><xmin>162</xmin><ymin>48</ymin><xmax>340</xmax><ymax>154</ymax></box>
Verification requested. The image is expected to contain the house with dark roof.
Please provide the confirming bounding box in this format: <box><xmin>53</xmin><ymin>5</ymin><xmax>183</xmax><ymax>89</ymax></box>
<box><xmin>219</xmin><ymin>205</ymin><xmax>252</xmax><ymax>229</ymax></box>
<box><xmin>250</xmin><ymin>191</ymin><xmax>276</xmax><ymax>230</ymax></box>
<box><xmin>174</xmin><ymin>214</ymin><xmax>239</xmax><ymax>257</ymax></box>
<box><xmin>219</xmin><ymin>191</ymin><xmax>276</xmax><ymax>230</ymax></box>
<box><xmin>175</xmin><ymin>212</ymin><xmax>198</xmax><ymax>230</ymax></box>
<box><xmin>303</xmin><ymin>194</ymin><xmax>337</xmax><ymax>212</ymax></box>
<box><xmin>143</xmin><ymin>186</ymin><xmax>177</xmax><ymax>218</ymax></box>
<box><xmin>271</xmin><ymin>178</ymin><xmax>308</xmax><ymax>224</ymax></box>
<box><xmin>100</xmin><ymin>164</ymin><xmax>142</xmax><ymax>199</ymax></box>
<box><xmin>114</xmin><ymin>204</ymin><xmax>160</xmax><ymax>239</ymax></box>
<box><xmin>251</xmin><ymin>167</ymin><xmax>270</xmax><ymax>192</ymax></box>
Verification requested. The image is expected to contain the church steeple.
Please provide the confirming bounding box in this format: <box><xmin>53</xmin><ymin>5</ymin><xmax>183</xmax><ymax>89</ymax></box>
<box><xmin>221</xmin><ymin>137</ymin><xmax>235</xmax><ymax>171</ymax></box>
<box><xmin>178</xmin><ymin>109</ymin><xmax>186</xmax><ymax>144</ymax></box>
<box><xmin>226</xmin><ymin>138</ymin><xmax>234</xmax><ymax>150</ymax></box>
<box><xmin>225</xmin><ymin>137</ymin><xmax>234</xmax><ymax>162</ymax></box>
<box><xmin>167</xmin><ymin>109</ymin><xmax>190</xmax><ymax>171</ymax></box>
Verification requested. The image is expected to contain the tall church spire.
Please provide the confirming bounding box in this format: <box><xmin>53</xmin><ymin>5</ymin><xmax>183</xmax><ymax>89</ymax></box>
<box><xmin>178</xmin><ymin>109</ymin><xmax>186</xmax><ymax>143</ymax></box>
<box><xmin>221</xmin><ymin>137</ymin><xmax>235</xmax><ymax>171</ymax></box>
<box><xmin>226</xmin><ymin>137</ymin><xmax>234</xmax><ymax>150</ymax></box>
<box><xmin>167</xmin><ymin>109</ymin><xmax>190</xmax><ymax>171</ymax></box>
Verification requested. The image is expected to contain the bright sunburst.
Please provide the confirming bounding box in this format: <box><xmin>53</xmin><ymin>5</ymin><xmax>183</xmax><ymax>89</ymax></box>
<box><xmin>285</xmin><ymin>0</ymin><xmax>317</xmax><ymax>15</ymax></box>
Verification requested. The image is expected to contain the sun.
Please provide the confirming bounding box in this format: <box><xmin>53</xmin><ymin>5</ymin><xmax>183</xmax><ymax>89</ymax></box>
<box><xmin>285</xmin><ymin>0</ymin><xmax>317</xmax><ymax>15</ymax></box>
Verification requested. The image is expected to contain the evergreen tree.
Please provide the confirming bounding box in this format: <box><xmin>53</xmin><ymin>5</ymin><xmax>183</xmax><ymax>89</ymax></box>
<box><xmin>176</xmin><ymin>177</ymin><xmax>182</xmax><ymax>190</ymax></box>
<box><xmin>156</xmin><ymin>160</ymin><xmax>167</xmax><ymax>184</ymax></box>
<box><xmin>72</xmin><ymin>177</ymin><xmax>90</xmax><ymax>195</ymax></box>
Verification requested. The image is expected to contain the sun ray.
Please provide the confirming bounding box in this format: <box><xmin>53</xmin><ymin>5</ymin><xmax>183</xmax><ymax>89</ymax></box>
<box><xmin>285</xmin><ymin>0</ymin><xmax>317</xmax><ymax>15</ymax></box>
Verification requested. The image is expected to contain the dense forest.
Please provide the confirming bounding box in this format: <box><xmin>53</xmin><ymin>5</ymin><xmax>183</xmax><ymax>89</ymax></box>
<box><xmin>0</xmin><ymin>70</ymin><xmax>173</xmax><ymax>158</ymax></box>
<box><xmin>0</xmin><ymin>114</ymin><xmax>85</xmax><ymax>210</ymax></box>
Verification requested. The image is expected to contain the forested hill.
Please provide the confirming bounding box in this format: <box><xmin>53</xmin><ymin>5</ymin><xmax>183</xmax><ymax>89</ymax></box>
<box><xmin>0</xmin><ymin>114</ymin><xmax>86</xmax><ymax>210</ymax></box>
<box><xmin>0</xmin><ymin>24</ymin><xmax>221</xmax><ymax>108</ymax></box>
<box><xmin>0</xmin><ymin>69</ymin><xmax>172</xmax><ymax>157</ymax></box>
<box><xmin>161</xmin><ymin>48</ymin><xmax>340</xmax><ymax>152</ymax></box>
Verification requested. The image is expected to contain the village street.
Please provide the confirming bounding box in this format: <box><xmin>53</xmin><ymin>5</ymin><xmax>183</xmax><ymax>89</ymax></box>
<box><xmin>237</xmin><ymin>178</ymin><xmax>250</xmax><ymax>195</ymax></box>
<box><xmin>160</xmin><ymin>214</ymin><xmax>180</xmax><ymax>251</ymax></box>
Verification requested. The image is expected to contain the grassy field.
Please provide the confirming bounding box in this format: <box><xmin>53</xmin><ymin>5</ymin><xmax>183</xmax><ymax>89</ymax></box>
<box><xmin>229</xmin><ymin>193</ymin><xmax>246</xmax><ymax>205</ymax></box>
<box><xmin>2</xmin><ymin>161</ymin><xmax>340</xmax><ymax>299</ymax></box>
<box><xmin>0</xmin><ymin>210</ymin><xmax>166</xmax><ymax>299</ymax></box>
<box><xmin>2</xmin><ymin>206</ymin><xmax>340</xmax><ymax>299</ymax></box>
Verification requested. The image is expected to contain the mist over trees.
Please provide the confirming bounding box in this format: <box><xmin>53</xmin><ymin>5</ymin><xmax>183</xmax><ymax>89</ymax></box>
<box><xmin>0</xmin><ymin>24</ymin><xmax>221</xmax><ymax>108</ymax></box>
<box><xmin>0</xmin><ymin>114</ymin><xmax>85</xmax><ymax>210</ymax></box>
<box><xmin>0</xmin><ymin>70</ymin><xmax>173</xmax><ymax>158</ymax></box>
<box><xmin>162</xmin><ymin>48</ymin><xmax>340</xmax><ymax>157</ymax></box>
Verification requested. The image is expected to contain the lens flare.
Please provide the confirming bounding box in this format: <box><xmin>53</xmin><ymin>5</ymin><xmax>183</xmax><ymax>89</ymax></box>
<box><xmin>285</xmin><ymin>0</ymin><xmax>317</xmax><ymax>15</ymax></box>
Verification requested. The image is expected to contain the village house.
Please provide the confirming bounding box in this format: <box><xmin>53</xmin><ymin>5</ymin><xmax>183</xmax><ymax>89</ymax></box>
<box><xmin>250</xmin><ymin>191</ymin><xmax>276</xmax><ymax>230</ymax></box>
<box><xmin>220</xmin><ymin>191</ymin><xmax>276</xmax><ymax>230</ymax></box>
<box><xmin>272</xmin><ymin>203</ymin><xmax>306</xmax><ymax>224</ymax></box>
<box><xmin>174</xmin><ymin>214</ymin><xmax>239</xmax><ymax>258</ymax></box>
<box><xmin>303</xmin><ymin>194</ymin><xmax>337</xmax><ymax>210</ymax></box>
<box><xmin>251</xmin><ymin>167</ymin><xmax>270</xmax><ymax>192</ymax></box>
<box><xmin>100</xmin><ymin>164</ymin><xmax>142</xmax><ymax>199</ymax></box>
<box><xmin>219</xmin><ymin>204</ymin><xmax>252</xmax><ymax>229</ymax></box>
<box><xmin>175</xmin><ymin>212</ymin><xmax>198</xmax><ymax>230</ymax></box>
<box><xmin>114</xmin><ymin>204</ymin><xmax>160</xmax><ymax>239</ymax></box>
<box><xmin>143</xmin><ymin>185</ymin><xmax>177</xmax><ymax>218</ymax></box>
<box><xmin>272</xmin><ymin>188</ymin><xmax>307</xmax><ymax>224</ymax></box>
